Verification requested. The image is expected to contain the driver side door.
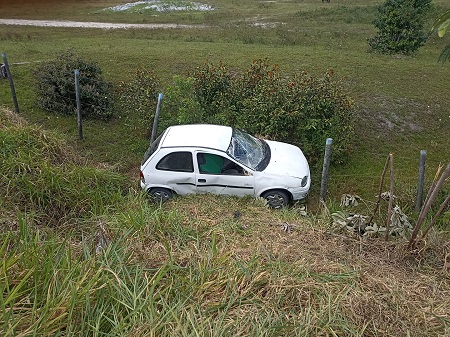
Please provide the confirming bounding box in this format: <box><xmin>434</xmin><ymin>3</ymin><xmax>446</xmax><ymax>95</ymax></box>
<box><xmin>195</xmin><ymin>151</ymin><xmax>255</xmax><ymax>197</ymax></box>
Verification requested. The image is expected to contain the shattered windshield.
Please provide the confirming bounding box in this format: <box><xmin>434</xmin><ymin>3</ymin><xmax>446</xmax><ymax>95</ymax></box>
<box><xmin>226</xmin><ymin>129</ymin><xmax>270</xmax><ymax>171</ymax></box>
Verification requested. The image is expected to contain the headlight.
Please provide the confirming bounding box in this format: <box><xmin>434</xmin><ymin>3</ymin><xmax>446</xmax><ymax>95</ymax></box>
<box><xmin>301</xmin><ymin>175</ymin><xmax>308</xmax><ymax>187</ymax></box>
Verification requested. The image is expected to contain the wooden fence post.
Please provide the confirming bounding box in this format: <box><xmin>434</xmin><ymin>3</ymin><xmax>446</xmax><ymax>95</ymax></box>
<box><xmin>415</xmin><ymin>150</ymin><xmax>426</xmax><ymax>212</ymax></box>
<box><xmin>74</xmin><ymin>69</ymin><xmax>83</xmax><ymax>141</ymax></box>
<box><xmin>151</xmin><ymin>93</ymin><xmax>163</xmax><ymax>144</ymax></box>
<box><xmin>320</xmin><ymin>138</ymin><xmax>333</xmax><ymax>203</ymax></box>
<box><xmin>2</xmin><ymin>52</ymin><xmax>19</xmax><ymax>113</ymax></box>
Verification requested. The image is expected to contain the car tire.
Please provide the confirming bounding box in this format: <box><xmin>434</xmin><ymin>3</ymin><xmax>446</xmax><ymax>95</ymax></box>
<box><xmin>148</xmin><ymin>187</ymin><xmax>173</xmax><ymax>203</ymax></box>
<box><xmin>261</xmin><ymin>190</ymin><xmax>290</xmax><ymax>209</ymax></box>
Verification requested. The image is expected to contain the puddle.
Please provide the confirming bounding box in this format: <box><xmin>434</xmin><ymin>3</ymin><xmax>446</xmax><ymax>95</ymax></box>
<box><xmin>104</xmin><ymin>1</ymin><xmax>214</xmax><ymax>12</ymax></box>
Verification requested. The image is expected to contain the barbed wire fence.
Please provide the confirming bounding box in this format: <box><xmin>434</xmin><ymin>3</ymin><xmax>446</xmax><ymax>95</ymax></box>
<box><xmin>1</xmin><ymin>53</ymin><xmax>113</xmax><ymax>120</ymax></box>
<box><xmin>1</xmin><ymin>52</ymin><xmax>19</xmax><ymax>113</ymax></box>
<box><xmin>0</xmin><ymin>51</ymin><xmax>445</xmax><ymax>215</ymax></box>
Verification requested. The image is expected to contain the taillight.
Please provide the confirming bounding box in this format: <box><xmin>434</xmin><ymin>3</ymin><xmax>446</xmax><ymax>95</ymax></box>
<box><xmin>140</xmin><ymin>170</ymin><xmax>145</xmax><ymax>183</ymax></box>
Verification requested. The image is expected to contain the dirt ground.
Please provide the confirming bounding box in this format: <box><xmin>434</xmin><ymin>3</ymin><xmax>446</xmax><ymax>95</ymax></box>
<box><xmin>0</xmin><ymin>18</ymin><xmax>204</xmax><ymax>29</ymax></box>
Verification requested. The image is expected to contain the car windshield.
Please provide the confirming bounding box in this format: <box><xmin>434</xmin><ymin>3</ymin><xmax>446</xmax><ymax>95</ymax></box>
<box><xmin>226</xmin><ymin>129</ymin><xmax>270</xmax><ymax>171</ymax></box>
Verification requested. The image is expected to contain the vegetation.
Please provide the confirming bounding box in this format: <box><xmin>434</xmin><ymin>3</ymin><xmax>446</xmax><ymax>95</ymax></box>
<box><xmin>0</xmin><ymin>108</ymin><xmax>128</xmax><ymax>226</ymax></box>
<box><xmin>34</xmin><ymin>50</ymin><xmax>114</xmax><ymax>120</ymax></box>
<box><xmin>432</xmin><ymin>9</ymin><xmax>450</xmax><ymax>62</ymax></box>
<box><xmin>160</xmin><ymin>60</ymin><xmax>355</xmax><ymax>164</ymax></box>
<box><xmin>1</xmin><ymin>107</ymin><xmax>449</xmax><ymax>336</ymax></box>
<box><xmin>368</xmin><ymin>0</ymin><xmax>432</xmax><ymax>54</ymax></box>
<box><xmin>0</xmin><ymin>1</ymin><xmax>449</xmax><ymax>334</ymax></box>
<box><xmin>115</xmin><ymin>67</ymin><xmax>161</xmax><ymax>137</ymax></box>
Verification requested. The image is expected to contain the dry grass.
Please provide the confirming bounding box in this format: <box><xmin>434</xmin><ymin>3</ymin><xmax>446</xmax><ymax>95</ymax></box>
<box><xmin>113</xmin><ymin>193</ymin><xmax>450</xmax><ymax>336</ymax></box>
<box><xmin>1</xmin><ymin>108</ymin><xmax>449</xmax><ymax>335</ymax></box>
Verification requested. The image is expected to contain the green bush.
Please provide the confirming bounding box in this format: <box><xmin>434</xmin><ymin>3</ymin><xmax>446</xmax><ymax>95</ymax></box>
<box><xmin>192</xmin><ymin>61</ymin><xmax>232</xmax><ymax>123</ymax></box>
<box><xmin>34</xmin><ymin>50</ymin><xmax>114</xmax><ymax>119</ymax></box>
<box><xmin>368</xmin><ymin>0</ymin><xmax>432</xmax><ymax>55</ymax></box>
<box><xmin>159</xmin><ymin>75</ymin><xmax>203</xmax><ymax>131</ymax></box>
<box><xmin>184</xmin><ymin>60</ymin><xmax>355</xmax><ymax>164</ymax></box>
<box><xmin>115</xmin><ymin>67</ymin><xmax>161</xmax><ymax>135</ymax></box>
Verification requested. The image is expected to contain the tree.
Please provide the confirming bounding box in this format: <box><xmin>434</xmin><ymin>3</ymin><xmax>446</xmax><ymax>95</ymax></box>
<box><xmin>431</xmin><ymin>10</ymin><xmax>450</xmax><ymax>63</ymax></box>
<box><xmin>368</xmin><ymin>0</ymin><xmax>432</xmax><ymax>55</ymax></box>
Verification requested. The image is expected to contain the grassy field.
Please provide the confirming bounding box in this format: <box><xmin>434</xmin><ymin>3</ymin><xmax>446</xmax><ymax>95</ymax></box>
<box><xmin>1</xmin><ymin>0</ymin><xmax>449</xmax><ymax>204</ymax></box>
<box><xmin>1</xmin><ymin>106</ymin><xmax>449</xmax><ymax>336</ymax></box>
<box><xmin>0</xmin><ymin>1</ymin><xmax>450</xmax><ymax>334</ymax></box>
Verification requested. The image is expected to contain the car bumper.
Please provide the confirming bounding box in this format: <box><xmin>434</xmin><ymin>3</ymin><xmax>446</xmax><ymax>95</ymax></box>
<box><xmin>290</xmin><ymin>186</ymin><xmax>309</xmax><ymax>201</ymax></box>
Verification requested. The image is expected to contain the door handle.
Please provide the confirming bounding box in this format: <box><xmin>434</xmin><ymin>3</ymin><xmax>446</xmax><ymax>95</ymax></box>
<box><xmin>198</xmin><ymin>179</ymin><xmax>206</xmax><ymax>183</ymax></box>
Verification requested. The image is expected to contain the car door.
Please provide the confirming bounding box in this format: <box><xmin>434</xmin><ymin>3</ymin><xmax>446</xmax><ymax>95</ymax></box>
<box><xmin>195</xmin><ymin>151</ymin><xmax>255</xmax><ymax>197</ymax></box>
<box><xmin>150</xmin><ymin>150</ymin><xmax>197</xmax><ymax>195</ymax></box>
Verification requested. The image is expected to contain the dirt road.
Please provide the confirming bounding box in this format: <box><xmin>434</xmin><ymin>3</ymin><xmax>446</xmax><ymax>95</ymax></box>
<box><xmin>0</xmin><ymin>19</ymin><xmax>205</xmax><ymax>29</ymax></box>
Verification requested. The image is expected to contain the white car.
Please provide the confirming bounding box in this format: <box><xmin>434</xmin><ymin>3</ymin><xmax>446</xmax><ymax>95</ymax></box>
<box><xmin>140</xmin><ymin>124</ymin><xmax>310</xmax><ymax>208</ymax></box>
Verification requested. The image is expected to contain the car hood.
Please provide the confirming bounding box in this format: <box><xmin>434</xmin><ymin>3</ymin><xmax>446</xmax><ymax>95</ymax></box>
<box><xmin>262</xmin><ymin>140</ymin><xmax>310</xmax><ymax>178</ymax></box>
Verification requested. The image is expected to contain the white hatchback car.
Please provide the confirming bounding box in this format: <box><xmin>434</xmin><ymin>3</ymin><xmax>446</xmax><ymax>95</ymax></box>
<box><xmin>140</xmin><ymin>124</ymin><xmax>310</xmax><ymax>208</ymax></box>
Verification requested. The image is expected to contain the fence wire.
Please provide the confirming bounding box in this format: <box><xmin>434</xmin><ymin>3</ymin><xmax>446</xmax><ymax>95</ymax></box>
<box><xmin>1</xmin><ymin>56</ymin><xmax>447</xmax><ymax>201</ymax></box>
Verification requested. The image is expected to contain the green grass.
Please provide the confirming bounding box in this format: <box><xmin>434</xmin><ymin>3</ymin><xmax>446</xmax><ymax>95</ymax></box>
<box><xmin>0</xmin><ymin>3</ymin><xmax>449</xmax><ymax>334</ymax></box>
<box><xmin>1</xmin><ymin>0</ymin><xmax>449</xmax><ymax>204</ymax></box>
<box><xmin>2</xmin><ymin>178</ymin><xmax>449</xmax><ymax>335</ymax></box>
<box><xmin>0</xmin><ymin>107</ymin><xmax>129</xmax><ymax>225</ymax></box>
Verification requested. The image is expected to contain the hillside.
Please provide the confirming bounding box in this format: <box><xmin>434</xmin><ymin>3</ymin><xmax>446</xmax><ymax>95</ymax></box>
<box><xmin>0</xmin><ymin>0</ymin><xmax>449</xmax><ymax>334</ymax></box>
<box><xmin>1</xmin><ymin>106</ymin><xmax>449</xmax><ymax>336</ymax></box>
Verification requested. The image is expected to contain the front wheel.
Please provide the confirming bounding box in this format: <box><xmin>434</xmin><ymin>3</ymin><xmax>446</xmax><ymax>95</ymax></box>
<box><xmin>148</xmin><ymin>187</ymin><xmax>173</xmax><ymax>203</ymax></box>
<box><xmin>261</xmin><ymin>190</ymin><xmax>290</xmax><ymax>209</ymax></box>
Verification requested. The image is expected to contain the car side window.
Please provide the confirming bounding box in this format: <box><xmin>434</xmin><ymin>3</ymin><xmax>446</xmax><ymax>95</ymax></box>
<box><xmin>156</xmin><ymin>152</ymin><xmax>193</xmax><ymax>172</ymax></box>
<box><xmin>197</xmin><ymin>153</ymin><xmax>245</xmax><ymax>175</ymax></box>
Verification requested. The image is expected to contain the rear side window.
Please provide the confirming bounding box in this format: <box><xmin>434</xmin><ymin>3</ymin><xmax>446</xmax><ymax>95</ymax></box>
<box><xmin>156</xmin><ymin>152</ymin><xmax>193</xmax><ymax>172</ymax></box>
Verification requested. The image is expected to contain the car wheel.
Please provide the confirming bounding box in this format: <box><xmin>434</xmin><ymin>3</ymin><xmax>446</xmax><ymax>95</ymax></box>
<box><xmin>261</xmin><ymin>190</ymin><xmax>290</xmax><ymax>209</ymax></box>
<box><xmin>149</xmin><ymin>188</ymin><xmax>173</xmax><ymax>203</ymax></box>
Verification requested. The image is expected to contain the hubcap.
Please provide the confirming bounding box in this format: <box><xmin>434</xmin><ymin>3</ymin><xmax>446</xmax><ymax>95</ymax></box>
<box><xmin>266</xmin><ymin>194</ymin><xmax>286</xmax><ymax>208</ymax></box>
<box><xmin>152</xmin><ymin>190</ymin><xmax>170</xmax><ymax>202</ymax></box>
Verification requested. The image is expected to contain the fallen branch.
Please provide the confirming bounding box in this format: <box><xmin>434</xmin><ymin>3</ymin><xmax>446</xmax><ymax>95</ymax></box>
<box><xmin>420</xmin><ymin>195</ymin><xmax>450</xmax><ymax>240</ymax></box>
<box><xmin>409</xmin><ymin>162</ymin><xmax>450</xmax><ymax>249</ymax></box>
<box><xmin>385</xmin><ymin>153</ymin><xmax>394</xmax><ymax>241</ymax></box>
<box><xmin>368</xmin><ymin>154</ymin><xmax>391</xmax><ymax>226</ymax></box>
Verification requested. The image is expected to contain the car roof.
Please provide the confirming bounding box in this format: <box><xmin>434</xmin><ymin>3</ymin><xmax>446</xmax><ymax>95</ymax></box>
<box><xmin>160</xmin><ymin>124</ymin><xmax>232</xmax><ymax>151</ymax></box>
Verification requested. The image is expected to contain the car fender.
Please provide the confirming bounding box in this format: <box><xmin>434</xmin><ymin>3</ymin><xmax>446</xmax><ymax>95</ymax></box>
<box><xmin>254</xmin><ymin>172</ymin><xmax>296</xmax><ymax>197</ymax></box>
<box><xmin>141</xmin><ymin>182</ymin><xmax>176</xmax><ymax>194</ymax></box>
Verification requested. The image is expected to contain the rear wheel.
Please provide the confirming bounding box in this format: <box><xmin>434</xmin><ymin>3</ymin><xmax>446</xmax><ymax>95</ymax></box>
<box><xmin>148</xmin><ymin>187</ymin><xmax>173</xmax><ymax>203</ymax></box>
<box><xmin>261</xmin><ymin>190</ymin><xmax>290</xmax><ymax>209</ymax></box>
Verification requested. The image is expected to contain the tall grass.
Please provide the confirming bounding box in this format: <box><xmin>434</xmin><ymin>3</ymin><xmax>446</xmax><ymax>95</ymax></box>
<box><xmin>0</xmin><ymin>1</ymin><xmax>449</xmax><ymax>334</ymax></box>
<box><xmin>3</xmin><ymin>193</ymin><xmax>448</xmax><ymax>336</ymax></box>
<box><xmin>0</xmin><ymin>107</ymin><xmax>128</xmax><ymax>226</ymax></box>
<box><xmin>0</xmin><ymin>209</ymin><xmax>362</xmax><ymax>336</ymax></box>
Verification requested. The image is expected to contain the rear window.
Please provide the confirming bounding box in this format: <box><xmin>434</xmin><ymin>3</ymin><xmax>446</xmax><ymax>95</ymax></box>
<box><xmin>142</xmin><ymin>132</ymin><xmax>164</xmax><ymax>165</ymax></box>
<box><xmin>156</xmin><ymin>152</ymin><xmax>194</xmax><ymax>172</ymax></box>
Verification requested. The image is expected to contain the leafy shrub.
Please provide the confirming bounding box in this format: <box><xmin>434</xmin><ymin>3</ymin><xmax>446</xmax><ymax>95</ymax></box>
<box><xmin>432</xmin><ymin>9</ymin><xmax>450</xmax><ymax>63</ymax></box>
<box><xmin>368</xmin><ymin>0</ymin><xmax>432</xmax><ymax>55</ymax></box>
<box><xmin>34</xmin><ymin>50</ymin><xmax>114</xmax><ymax>119</ymax></box>
<box><xmin>185</xmin><ymin>60</ymin><xmax>355</xmax><ymax>164</ymax></box>
<box><xmin>159</xmin><ymin>75</ymin><xmax>203</xmax><ymax>130</ymax></box>
<box><xmin>115</xmin><ymin>67</ymin><xmax>161</xmax><ymax>137</ymax></box>
<box><xmin>192</xmin><ymin>62</ymin><xmax>232</xmax><ymax>122</ymax></box>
